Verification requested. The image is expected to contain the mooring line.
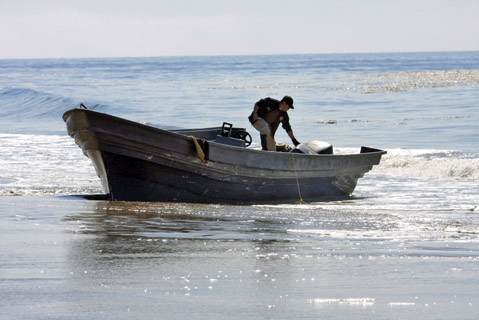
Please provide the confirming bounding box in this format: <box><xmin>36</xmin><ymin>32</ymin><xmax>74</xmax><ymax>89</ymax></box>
<box><xmin>291</xmin><ymin>153</ymin><xmax>307</xmax><ymax>204</ymax></box>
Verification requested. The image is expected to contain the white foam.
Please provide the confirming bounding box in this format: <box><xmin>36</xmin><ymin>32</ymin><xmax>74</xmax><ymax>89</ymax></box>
<box><xmin>369</xmin><ymin>148</ymin><xmax>479</xmax><ymax>181</ymax></box>
<box><xmin>388</xmin><ymin>302</ymin><xmax>416</xmax><ymax>307</ymax></box>
<box><xmin>309</xmin><ymin>298</ymin><xmax>375</xmax><ymax>307</ymax></box>
<box><xmin>287</xmin><ymin>229</ymin><xmax>391</xmax><ymax>240</ymax></box>
<box><xmin>0</xmin><ymin>133</ymin><xmax>102</xmax><ymax>196</ymax></box>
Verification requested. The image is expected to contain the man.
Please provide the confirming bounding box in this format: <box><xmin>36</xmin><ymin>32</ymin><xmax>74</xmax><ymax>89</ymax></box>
<box><xmin>248</xmin><ymin>95</ymin><xmax>300</xmax><ymax>151</ymax></box>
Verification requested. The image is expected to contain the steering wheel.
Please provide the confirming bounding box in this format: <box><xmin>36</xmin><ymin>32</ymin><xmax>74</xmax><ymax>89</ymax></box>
<box><xmin>234</xmin><ymin>130</ymin><xmax>252</xmax><ymax>147</ymax></box>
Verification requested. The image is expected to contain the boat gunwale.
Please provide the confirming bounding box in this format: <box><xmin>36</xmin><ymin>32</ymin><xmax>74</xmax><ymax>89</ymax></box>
<box><xmin>62</xmin><ymin>108</ymin><xmax>387</xmax><ymax>161</ymax></box>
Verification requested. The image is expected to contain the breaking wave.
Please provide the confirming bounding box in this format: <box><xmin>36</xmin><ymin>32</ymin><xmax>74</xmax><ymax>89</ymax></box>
<box><xmin>0</xmin><ymin>87</ymin><xmax>112</xmax><ymax>119</ymax></box>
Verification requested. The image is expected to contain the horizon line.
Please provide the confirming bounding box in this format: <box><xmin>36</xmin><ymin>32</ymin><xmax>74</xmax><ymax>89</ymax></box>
<box><xmin>1</xmin><ymin>49</ymin><xmax>478</xmax><ymax>61</ymax></box>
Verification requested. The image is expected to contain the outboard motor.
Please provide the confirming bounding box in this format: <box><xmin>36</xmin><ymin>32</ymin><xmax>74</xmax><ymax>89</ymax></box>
<box><xmin>291</xmin><ymin>141</ymin><xmax>333</xmax><ymax>155</ymax></box>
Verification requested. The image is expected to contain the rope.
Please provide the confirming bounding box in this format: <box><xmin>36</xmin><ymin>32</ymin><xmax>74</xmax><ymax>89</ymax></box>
<box><xmin>189</xmin><ymin>136</ymin><xmax>208</xmax><ymax>163</ymax></box>
<box><xmin>291</xmin><ymin>153</ymin><xmax>307</xmax><ymax>204</ymax></box>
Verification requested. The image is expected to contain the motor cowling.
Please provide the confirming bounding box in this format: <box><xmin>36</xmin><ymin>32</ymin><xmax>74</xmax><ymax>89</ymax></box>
<box><xmin>291</xmin><ymin>141</ymin><xmax>333</xmax><ymax>155</ymax></box>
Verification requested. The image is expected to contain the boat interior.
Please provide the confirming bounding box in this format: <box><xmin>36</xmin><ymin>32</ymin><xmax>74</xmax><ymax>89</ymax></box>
<box><xmin>172</xmin><ymin>122</ymin><xmax>251</xmax><ymax>147</ymax></box>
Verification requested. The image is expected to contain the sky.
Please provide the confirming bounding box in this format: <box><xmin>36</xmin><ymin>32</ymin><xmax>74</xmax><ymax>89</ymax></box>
<box><xmin>0</xmin><ymin>0</ymin><xmax>478</xmax><ymax>59</ymax></box>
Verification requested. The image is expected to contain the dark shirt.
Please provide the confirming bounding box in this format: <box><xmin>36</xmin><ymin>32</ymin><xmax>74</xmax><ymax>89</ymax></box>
<box><xmin>249</xmin><ymin>97</ymin><xmax>293</xmax><ymax>136</ymax></box>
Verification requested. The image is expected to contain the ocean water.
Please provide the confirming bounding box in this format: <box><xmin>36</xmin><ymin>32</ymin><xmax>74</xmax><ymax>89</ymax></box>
<box><xmin>1</xmin><ymin>52</ymin><xmax>478</xmax><ymax>319</ymax></box>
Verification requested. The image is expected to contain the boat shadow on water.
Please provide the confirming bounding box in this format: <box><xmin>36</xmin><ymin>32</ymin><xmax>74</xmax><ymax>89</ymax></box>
<box><xmin>72</xmin><ymin>193</ymin><xmax>357</xmax><ymax>204</ymax></box>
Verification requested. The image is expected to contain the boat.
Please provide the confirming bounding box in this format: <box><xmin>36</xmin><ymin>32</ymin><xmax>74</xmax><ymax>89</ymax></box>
<box><xmin>63</xmin><ymin>108</ymin><xmax>386</xmax><ymax>204</ymax></box>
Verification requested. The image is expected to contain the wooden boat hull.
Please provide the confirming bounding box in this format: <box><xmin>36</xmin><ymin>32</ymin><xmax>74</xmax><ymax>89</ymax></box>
<box><xmin>63</xmin><ymin>109</ymin><xmax>386</xmax><ymax>204</ymax></box>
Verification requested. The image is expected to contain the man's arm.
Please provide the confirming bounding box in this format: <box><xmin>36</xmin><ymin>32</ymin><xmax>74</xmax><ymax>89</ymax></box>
<box><xmin>287</xmin><ymin>130</ymin><xmax>300</xmax><ymax>146</ymax></box>
<box><xmin>282</xmin><ymin>113</ymin><xmax>300</xmax><ymax>146</ymax></box>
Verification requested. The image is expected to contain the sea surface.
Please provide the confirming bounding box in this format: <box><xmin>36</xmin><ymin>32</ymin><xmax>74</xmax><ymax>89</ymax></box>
<box><xmin>0</xmin><ymin>52</ymin><xmax>478</xmax><ymax>319</ymax></box>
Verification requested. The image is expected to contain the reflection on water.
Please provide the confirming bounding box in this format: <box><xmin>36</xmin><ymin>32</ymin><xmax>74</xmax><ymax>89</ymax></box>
<box><xmin>62</xmin><ymin>200</ymin><xmax>297</xmax><ymax>242</ymax></box>
<box><xmin>61</xmin><ymin>201</ymin><xmax>299</xmax><ymax>289</ymax></box>
<box><xmin>62</xmin><ymin>199</ymin><xmax>479</xmax><ymax>258</ymax></box>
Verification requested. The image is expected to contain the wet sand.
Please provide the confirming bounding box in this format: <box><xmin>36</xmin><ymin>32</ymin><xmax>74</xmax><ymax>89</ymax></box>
<box><xmin>1</xmin><ymin>196</ymin><xmax>478</xmax><ymax>319</ymax></box>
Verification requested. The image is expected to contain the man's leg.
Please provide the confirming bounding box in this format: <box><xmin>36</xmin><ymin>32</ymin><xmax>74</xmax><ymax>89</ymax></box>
<box><xmin>253</xmin><ymin>119</ymin><xmax>276</xmax><ymax>151</ymax></box>
<box><xmin>260</xmin><ymin>134</ymin><xmax>268</xmax><ymax>150</ymax></box>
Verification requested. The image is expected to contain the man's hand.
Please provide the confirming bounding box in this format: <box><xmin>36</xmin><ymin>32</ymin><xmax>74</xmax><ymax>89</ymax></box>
<box><xmin>292</xmin><ymin>138</ymin><xmax>300</xmax><ymax>146</ymax></box>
